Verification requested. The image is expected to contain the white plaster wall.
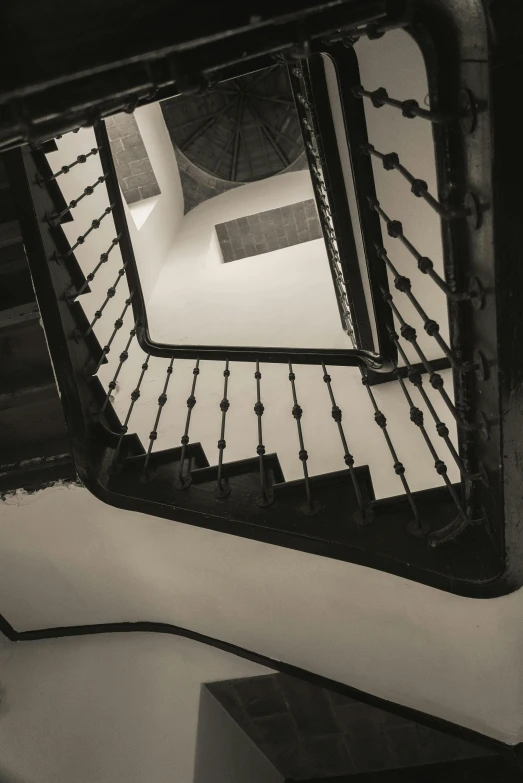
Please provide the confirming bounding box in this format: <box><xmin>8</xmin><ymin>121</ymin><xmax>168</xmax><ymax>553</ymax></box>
<box><xmin>126</xmin><ymin>102</ymin><xmax>185</xmax><ymax>303</ymax></box>
<box><xmin>147</xmin><ymin>169</ymin><xmax>348</xmax><ymax>350</ymax></box>
<box><xmin>0</xmin><ymin>483</ymin><xmax>522</xmax><ymax>755</ymax></box>
<box><xmin>0</xmin><ymin>631</ymin><xmax>270</xmax><ymax>783</ymax></box>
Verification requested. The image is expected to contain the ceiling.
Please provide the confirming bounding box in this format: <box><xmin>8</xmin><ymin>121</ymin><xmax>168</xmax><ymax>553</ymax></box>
<box><xmin>162</xmin><ymin>65</ymin><xmax>303</xmax><ymax>185</ymax></box>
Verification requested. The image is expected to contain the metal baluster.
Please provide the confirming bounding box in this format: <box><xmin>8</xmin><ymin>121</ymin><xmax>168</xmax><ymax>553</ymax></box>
<box><xmin>387</xmin><ymin>327</ymin><xmax>483</xmax><ymax>482</ymax></box>
<box><xmin>376</xmin><ymin>245</ymin><xmax>475</xmax><ymax>373</ymax></box>
<box><xmin>389</xmin><ymin>354</ymin><xmax>472</xmax><ymax>540</ymax></box>
<box><xmin>94</xmin><ymin>324</ymin><xmax>137</xmax><ymax>416</ymax></box>
<box><xmin>368</xmin><ymin>198</ymin><xmax>482</xmax><ymax>305</ymax></box>
<box><xmin>360</xmin><ymin>368</ymin><xmax>424</xmax><ymax>535</ymax></box>
<box><xmin>141</xmin><ymin>357</ymin><xmax>175</xmax><ymax>482</ymax></box>
<box><xmin>215</xmin><ymin>361</ymin><xmax>231</xmax><ymax>498</ymax></box>
<box><xmin>79</xmin><ymin>262</ymin><xmax>128</xmax><ymax>338</ymax></box>
<box><xmin>47</xmin><ymin>174</ymin><xmax>108</xmax><ymax>225</ymax></box>
<box><xmin>254</xmin><ymin>362</ymin><xmax>273</xmax><ymax>507</ymax></box>
<box><xmin>322</xmin><ymin>364</ymin><xmax>373</xmax><ymax>525</ymax></box>
<box><xmin>37</xmin><ymin>146</ymin><xmax>101</xmax><ymax>184</ymax></box>
<box><xmin>361</xmin><ymin>144</ymin><xmax>466</xmax><ymax>219</ymax></box>
<box><xmin>288</xmin><ymin>363</ymin><xmax>320</xmax><ymax>516</ymax></box>
<box><xmin>352</xmin><ymin>85</ymin><xmax>457</xmax><ymax>125</ymax></box>
<box><xmin>69</xmin><ymin>234</ymin><xmax>122</xmax><ymax>300</ymax></box>
<box><xmin>110</xmin><ymin>355</ymin><xmax>150</xmax><ymax>473</ymax></box>
<box><xmin>59</xmin><ymin>206</ymin><xmax>114</xmax><ymax>261</ymax></box>
<box><xmin>293</xmin><ymin>72</ymin><xmax>356</xmax><ymax>343</ymax></box>
<box><xmin>88</xmin><ymin>294</ymin><xmax>133</xmax><ymax>376</ymax></box>
<box><xmin>174</xmin><ymin>358</ymin><xmax>200</xmax><ymax>490</ymax></box>
<box><xmin>381</xmin><ymin>288</ymin><xmax>480</xmax><ymax>432</ymax></box>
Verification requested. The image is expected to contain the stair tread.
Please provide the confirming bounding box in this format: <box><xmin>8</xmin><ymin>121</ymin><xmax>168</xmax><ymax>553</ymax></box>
<box><xmin>0</xmin><ymin>220</ymin><xmax>21</xmax><ymax>249</ymax></box>
<box><xmin>191</xmin><ymin>452</ymin><xmax>284</xmax><ymax>485</ymax></box>
<box><xmin>0</xmin><ymin>393</ymin><xmax>70</xmax><ymax>465</ymax></box>
<box><xmin>371</xmin><ymin>481</ymin><xmax>461</xmax><ymax>510</ymax></box>
<box><xmin>40</xmin><ymin>139</ymin><xmax>58</xmax><ymax>154</ymax></box>
<box><xmin>0</xmin><ymin>314</ymin><xmax>56</xmax><ymax>394</ymax></box>
<box><xmin>71</xmin><ymin>301</ymin><xmax>108</xmax><ymax>371</ymax></box>
<box><xmin>89</xmin><ymin>375</ymin><xmax>124</xmax><ymax>436</ymax></box>
<box><xmin>0</xmin><ymin>453</ymin><xmax>76</xmax><ymax>494</ymax></box>
<box><xmin>123</xmin><ymin>442</ymin><xmax>210</xmax><ymax>473</ymax></box>
<box><xmin>105</xmin><ymin>442</ymin><xmax>501</xmax><ymax>589</ymax></box>
<box><xmin>32</xmin><ymin>150</ymin><xmax>73</xmax><ymax>224</ymax></box>
<box><xmin>273</xmin><ymin>464</ymin><xmax>374</xmax><ymax>500</ymax></box>
<box><xmin>0</xmin><ymin>381</ymin><xmax>59</xmax><ymax>412</ymax></box>
<box><xmin>0</xmin><ymin>187</ymin><xmax>16</xmax><ymax>222</ymax></box>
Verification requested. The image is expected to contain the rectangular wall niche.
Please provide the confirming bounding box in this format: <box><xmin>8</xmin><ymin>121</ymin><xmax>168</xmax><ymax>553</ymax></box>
<box><xmin>216</xmin><ymin>199</ymin><xmax>322</xmax><ymax>263</ymax></box>
<box><xmin>106</xmin><ymin>114</ymin><xmax>161</xmax><ymax>205</ymax></box>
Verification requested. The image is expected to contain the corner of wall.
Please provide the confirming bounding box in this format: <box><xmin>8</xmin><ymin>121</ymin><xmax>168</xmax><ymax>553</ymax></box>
<box><xmin>125</xmin><ymin>102</ymin><xmax>185</xmax><ymax>304</ymax></box>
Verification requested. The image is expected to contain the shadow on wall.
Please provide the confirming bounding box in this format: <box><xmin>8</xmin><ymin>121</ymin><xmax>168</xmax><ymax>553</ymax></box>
<box><xmin>193</xmin><ymin>686</ymin><xmax>283</xmax><ymax>783</ymax></box>
<box><xmin>206</xmin><ymin>674</ymin><xmax>494</xmax><ymax>781</ymax></box>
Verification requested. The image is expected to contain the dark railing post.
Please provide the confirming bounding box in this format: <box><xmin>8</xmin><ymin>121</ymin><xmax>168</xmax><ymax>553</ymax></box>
<box><xmin>254</xmin><ymin>361</ymin><xmax>273</xmax><ymax>507</ymax></box>
<box><xmin>360</xmin><ymin>368</ymin><xmax>425</xmax><ymax>536</ymax></box>
<box><xmin>174</xmin><ymin>358</ymin><xmax>201</xmax><ymax>490</ymax></box>
<box><xmin>94</xmin><ymin>324</ymin><xmax>137</xmax><ymax>417</ymax></box>
<box><xmin>215</xmin><ymin>360</ymin><xmax>231</xmax><ymax>498</ymax></box>
<box><xmin>321</xmin><ymin>364</ymin><xmax>373</xmax><ymax>525</ymax></box>
<box><xmin>110</xmin><ymin>355</ymin><xmax>151</xmax><ymax>473</ymax></box>
<box><xmin>288</xmin><ymin>362</ymin><xmax>320</xmax><ymax>516</ymax></box>
<box><xmin>141</xmin><ymin>357</ymin><xmax>175</xmax><ymax>482</ymax></box>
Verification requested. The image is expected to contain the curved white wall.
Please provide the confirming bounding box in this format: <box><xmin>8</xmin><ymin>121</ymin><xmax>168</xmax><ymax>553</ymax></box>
<box><xmin>0</xmin><ymin>482</ymin><xmax>522</xmax><ymax>766</ymax></box>
<box><xmin>0</xmin><ymin>630</ymin><xmax>269</xmax><ymax>783</ymax></box>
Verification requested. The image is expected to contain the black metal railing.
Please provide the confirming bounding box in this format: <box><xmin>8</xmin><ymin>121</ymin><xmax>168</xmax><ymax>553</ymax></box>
<box><xmin>94</xmin><ymin>113</ymin><xmax>393</xmax><ymax>372</ymax></box>
<box><xmin>7</xmin><ymin>0</ymin><xmax>518</xmax><ymax>598</ymax></box>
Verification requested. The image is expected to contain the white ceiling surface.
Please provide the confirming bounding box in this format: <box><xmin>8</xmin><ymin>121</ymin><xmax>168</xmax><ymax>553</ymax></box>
<box><xmin>1</xmin><ymin>482</ymin><xmax>523</xmax><ymax>748</ymax></box>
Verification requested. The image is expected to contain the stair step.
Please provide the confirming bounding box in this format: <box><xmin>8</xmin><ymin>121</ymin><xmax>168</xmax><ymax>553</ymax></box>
<box><xmin>70</xmin><ymin>301</ymin><xmax>108</xmax><ymax>371</ymax></box>
<box><xmin>0</xmin><ymin>187</ymin><xmax>16</xmax><ymax>222</ymax></box>
<box><xmin>0</xmin><ymin>242</ymin><xmax>35</xmax><ymax>310</ymax></box>
<box><xmin>0</xmin><ymin>157</ymin><xmax>7</xmax><ymax>188</ymax></box>
<box><xmin>32</xmin><ymin>150</ymin><xmax>73</xmax><ymax>224</ymax></box>
<box><xmin>0</xmin><ymin>453</ymin><xmax>75</xmax><ymax>494</ymax></box>
<box><xmin>273</xmin><ymin>464</ymin><xmax>374</xmax><ymax>502</ymax></box>
<box><xmin>0</xmin><ymin>220</ymin><xmax>21</xmax><ymax>249</ymax></box>
<box><xmin>123</xmin><ymin>443</ymin><xmax>210</xmax><ymax>475</ymax></box>
<box><xmin>40</xmin><ymin>139</ymin><xmax>58</xmax><ymax>154</ymax></box>
<box><xmin>0</xmin><ymin>381</ymin><xmax>58</xmax><ymax>412</ymax></box>
<box><xmin>0</xmin><ymin>390</ymin><xmax>70</xmax><ymax>466</ymax></box>
<box><xmin>88</xmin><ymin>375</ymin><xmax>125</xmax><ymax>435</ymax></box>
<box><xmin>0</xmin><ymin>311</ymin><xmax>56</xmax><ymax>394</ymax></box>
<box><xmin>190</xmin><ymin>453</ymin><xmax>285</xmax><ymax>487</ymax></box>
